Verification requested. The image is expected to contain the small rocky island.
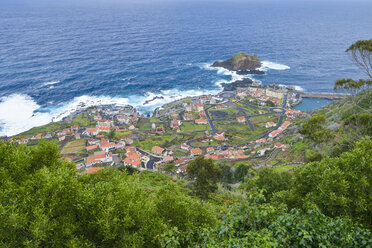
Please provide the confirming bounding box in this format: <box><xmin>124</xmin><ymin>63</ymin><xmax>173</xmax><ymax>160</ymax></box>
<box><xmin>211</xmin><ymin>52</ymin><xmax>264</xmax><ymax>75</ymax></box>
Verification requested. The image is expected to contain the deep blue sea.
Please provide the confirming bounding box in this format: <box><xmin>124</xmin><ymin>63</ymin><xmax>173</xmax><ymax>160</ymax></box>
<box><xmin>0</xmin><ymin>0</ymin><xmax>371</xmax><ymax>136</ymax></box>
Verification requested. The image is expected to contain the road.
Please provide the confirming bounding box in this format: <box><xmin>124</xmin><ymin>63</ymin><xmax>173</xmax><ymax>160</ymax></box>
<box><xmin>137</xmin><ymin>148</ymin><xmax>162</xmax><ymax>170</ymax></box>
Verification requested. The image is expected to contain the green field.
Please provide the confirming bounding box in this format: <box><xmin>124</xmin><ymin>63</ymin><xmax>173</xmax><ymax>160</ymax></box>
<box><xmin>180</xmin><ymin>122</ymin><xmax>211</xmax><ymax>132</ymax></box>
<box><xmin>114</xmin><ymin>131</ymin><xmax>132</xmax><ymax>139</ymax></box>
<box><xmin>61</xmin><ymin>139</ymin><xmax>86</xmax><ymax>154</ymax></box>
<box><xmin>149</xmin><ymin>118</ymin><xmax>161</xmax><ymax>123</ymax></box>
<box><xmin>209</xmin><ymin>107</ymin><xmax>238</xmax><ymax>116</ymax></box>
<box><xmin>215</xmin><ymin>120</ymin><xmax>251</xmax><ymax>132</ymax></box>
<box><xmin>71</xmin><ymin>113</ymin><xmax>95</xmax><ymax>127</ymax></box>
<box><xmin>19</xmin><ymin>121</ymin><xmax>66</xmax><ymax>137</ymax></box>
<box><xmin>133</xmin><ymin>135</ymin><xmax>176</xmax><ymax>150</ymax></box>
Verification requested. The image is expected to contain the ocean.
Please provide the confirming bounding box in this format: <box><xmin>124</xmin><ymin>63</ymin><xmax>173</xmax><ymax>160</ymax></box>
<box><xmin>0</xmin><ymin>0</ymin><xmax>371</xmax><ymax>136</ymax></box>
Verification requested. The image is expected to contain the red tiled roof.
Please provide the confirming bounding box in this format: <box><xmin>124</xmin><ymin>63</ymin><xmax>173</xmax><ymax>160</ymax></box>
<box><xmin>256</xmin><ymin>138</ymin><xmax>267</xmax><ymax>143</ymax></box>
<box><xmin>86</xmin><ymin>128</ymin><xmax>98</xmax><ymax>133</ymax></box>
<box><xmin>86</xmin><ymin>144</ymin><xmax>98</xmax><ymax>151</ymax></box>
<box><xmin>152</xmin><ymin>146</ymin><xmax>165</xmax><ymax>153</ymax></box>
<box><xmin>191</xmin><ymin>148</ymin><xmax>202</xmax><ymax>154</ymax></box>
<box><xmin>174</xmin><ymin>159</ymin><xmax>185</xmax><ymax>166</ymax></box>
<box><xmin>195</xmin><ymin>119</ymin><xmax>207</xmax><ymax>124</ymax></box>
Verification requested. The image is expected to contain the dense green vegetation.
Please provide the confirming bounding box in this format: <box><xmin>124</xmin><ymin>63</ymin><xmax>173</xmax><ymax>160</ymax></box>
<box><xmin>0</xmin><ymin>141</ymin><xmax>216</xmax><ymax>247</ymax></box>
<box><xmin>1</xmin><ymin>138</ymin><xmax>370</xmax><ymax>247</ymax></box>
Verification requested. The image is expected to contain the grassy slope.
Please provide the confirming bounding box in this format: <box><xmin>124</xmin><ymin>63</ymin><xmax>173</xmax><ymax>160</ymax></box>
<box><xmin>279</xmin><ymin>89</ymin><xmax>372</xmax><ymax>163</ymax></box>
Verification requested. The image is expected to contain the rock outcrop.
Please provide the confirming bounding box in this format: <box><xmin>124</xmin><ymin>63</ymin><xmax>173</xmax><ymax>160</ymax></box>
<box><xmin>212</xmin><ymin>53</ymin><xmax>263</xmax><ymax>74</ymax></box>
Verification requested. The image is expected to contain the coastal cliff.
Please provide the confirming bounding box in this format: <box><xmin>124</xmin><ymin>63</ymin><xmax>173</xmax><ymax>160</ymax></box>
<box><xmin>211</xmin><ymin>52</ymin><xmax>263</xmax><ymax>74</ymax></box>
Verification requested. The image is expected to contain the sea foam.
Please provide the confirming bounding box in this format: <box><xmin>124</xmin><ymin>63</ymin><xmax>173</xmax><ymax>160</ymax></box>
<box><xmin>260</xmin><ymin>61</ymin><xmax>290</xmax><ymax>71</ymax></box>
<box><xmin>0</xmin><ymin>94</ymin><xmax>52</xmax><ymax>137</ymax></box>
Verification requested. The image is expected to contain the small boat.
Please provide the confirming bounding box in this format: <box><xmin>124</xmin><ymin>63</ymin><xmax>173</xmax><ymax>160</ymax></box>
<box><xmin>328</xmin><ymin>98</ymin><xmax>334</xmax><ymax>100</ymax></box>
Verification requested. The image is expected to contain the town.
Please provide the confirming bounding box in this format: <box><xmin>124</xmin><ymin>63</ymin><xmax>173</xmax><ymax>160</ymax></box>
<box><xmin>9</xmin><ymin>83</ymin><xmax>304</xmax><ymax>175</ymax></box>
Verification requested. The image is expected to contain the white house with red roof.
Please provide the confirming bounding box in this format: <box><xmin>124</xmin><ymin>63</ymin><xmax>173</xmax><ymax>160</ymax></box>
<box><xmin>191</xmin><ymin>148</ymin><xmax>202</xmax><ymax>156</ymax></box>
<box><xmin>97</xmin><ymin>120</ymin><xmax>113</xmax><ymax>127</ymax></box>
<box><xmin>195</xmin><ymin>119</ymin><xmax>208</xmax><ymax>125</ymax></box>
<box><xmin>117</xmin><ymin>115</ymin><xmax>130</xmax><ymax>124</ymax></box>
<box><xmin>84</xmin><ymin>128</ymin><xmax>99</xmax><ymax>136</ymax></box>
<box><xmin>174</xmin><ymin>158</ymin><xmax>186</xmax><ymax>167</ymax></box>
<box><xmin>99</xmin><ymin>138</ymin><xmax>116</xmax><ymax>151</ymax></box>
<box><xmin>123</xmin><ymin>152</ymin><xmax>142</xmax><ymax>168</ymax></box>
<box><xmin>71</xmin><ymin>125</ymin><xmax>79</xmax><ymax>131</ymax></box>
<box><xmin>152</xmin><ymin>146</ymin><xmax>165</xmax><ymax>154</ymax></box>
<box><xmin>236</xmin><ymin>116</ymin><xmax>246</xmax><ymax>123</ymax></box>
<box><xmin>170</xmin><ymin>120</ymin><xmax>181</xmax><ymax>129</ymax></box>
<box><xmin>206</xmin><ymin>147</ymin><xmax>215</xmax><ymax>154</ymax></box>
<box><xmin>94</xmin><ymin>115</ymin><xmax>102</xmax><ymax>121</ymax></box>
<box><xmin>181</xmin><ymin>143</ymin><xmax>190</xmax><ymax>151</ymax></box>
<box><xmin>85</xmin><ymin>151</ymin><xmax>113</xmax><ymax>167</ymax></box>
<box><xmin>265</xmin><ymin>121</ymin><xmax>276</xmax><ymax>128</ymax></box>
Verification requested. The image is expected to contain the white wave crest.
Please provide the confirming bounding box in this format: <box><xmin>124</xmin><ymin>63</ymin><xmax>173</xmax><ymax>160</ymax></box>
<box><xmin>198</xmin><ymin>62</ymin><xmax>256</xmax><ymax>88</ymax></box>
<box><xmin>43</xmin><ymin>81</ymin><xmax>60</xmax><ymax>86</ymax></box>
<box><xmin>0</xmin><ymin>94</ymin><xmax>52</xmax><ymax>137</ymax></box>
<box><xmin>260</xmin><ymin>61</ymin><xmax>290</xmax><ymax>71</ymax></box>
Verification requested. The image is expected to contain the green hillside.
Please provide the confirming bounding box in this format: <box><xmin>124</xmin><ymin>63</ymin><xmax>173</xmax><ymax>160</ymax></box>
<box><xmin>0</xmin><ymin>137</ymin><xmax>370</xmax><ymax>247</ymax></box>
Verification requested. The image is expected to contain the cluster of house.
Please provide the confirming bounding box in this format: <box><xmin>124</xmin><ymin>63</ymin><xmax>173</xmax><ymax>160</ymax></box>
<box><xmin>205</xmin><ymin>147</ymin><xmax>248</xmax><ymax>160</ymax></box>
<box><xmin>123</xmin><ymin>146</ymin><xmax>143</xmax><ymax>168</ymax></box>
<box><xmin>14</xmin><ymin>125</ymin><xmax>81</xmax><ymax>145</ymax></box>
<box><xmin>256</xmin><ymin>142</ymin><xmax>289</xmax><ymax>157</ymax></box>
<box><xmin>184</xmin><ymin>103</ymin><xmax>207</xmax><ymax>121</ymax></box>
<box><xmin>84</xmin><ymin>109</ymin><xmax>140</xmax><ymax>137</ymax></box>
<box><xmin>285</xmin><ymin>109</ymin><xmax>303</xmax><ymax>120</ymax></box>
<box><xmin>237</xmin><ymin>87</ymin><xmax>284</xmax><ymax>107</ymax></box>
<box><xmin>82</xmin><ymin>138</ymin><xmax>125</xmax><ymax>169</ymax></box>
<box><xmin>268</xmin><ymin>121</ymin><xmax>292</xmax><ymax>138</ymax></box>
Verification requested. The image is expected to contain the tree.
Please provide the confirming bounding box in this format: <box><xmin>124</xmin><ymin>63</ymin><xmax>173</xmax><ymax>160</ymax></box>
<box><xmin>335</xmin><ymin>39</ymin><xmax>372</xmax><ymax>114</ymax></box>
<box><xmin>234</xmin><ymin>162</ymin><xmax>253</xmax><ymax>182</ymax></box>
<box><xmin>187</xmin><ymin>156</ymin><xmax>222</xmax><ymax>199</ymax></box>
<box><xmin>346</xmin><ymin>39</ymin><xmax>372</xmax><ymax>79</ymax></box>
<box><xmin>108</xmin><ymin>127</ymin><xmax>116</xmax><ymax>139</ymax></box>
<box><xmin>344</xmin><ymin>113</ymin><xmax>372</xmax><ymax>136</ymax></box>
<box><xmin>281</xmin><ymin>136</ymin><xmax>372</xmax><ymax>226</ymax></box>
<box><xmin>265</xmin><ymin>100</ymin><xmax>275</xmax><ymax>107</ymax></box>
<box><xmin>249</xmin><ymin>168</ymin><xmax>293</xmax><ymax>200</ymax></box>
<box><xmin>217</xmin><ymin>163</ymin><xmax>233</xmax><ymax>184</ymax></box>
<box><xmin>299</xmin><ymin>114</ymin><xmax>332</xmax><ymax>143</ymax></box>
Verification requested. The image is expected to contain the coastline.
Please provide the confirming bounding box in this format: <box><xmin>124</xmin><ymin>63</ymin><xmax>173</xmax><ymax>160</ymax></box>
<box><xmin>1</xmin><ymin>62</ymin><xmax>339</xmax><ymax>138</ymax></box>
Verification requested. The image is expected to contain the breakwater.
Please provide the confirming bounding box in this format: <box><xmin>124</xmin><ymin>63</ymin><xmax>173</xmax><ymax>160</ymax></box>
<box><xmin>298</xmin><ymin>92</ymin><xmax>350</xmax><ymax>99</ymax></box>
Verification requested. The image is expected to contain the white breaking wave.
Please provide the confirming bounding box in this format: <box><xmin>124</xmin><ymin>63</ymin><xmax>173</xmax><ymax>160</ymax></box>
<box><xmin>260</xmin><ymin>61</ymin><xmax>290</xmax><ymax>71</ymax></box>
<box><xmin>0</xmin><ymin>94</ymin><xmax>52</xmax><ymax>137</ymax></box>
<box><xmin>0</xmin><ymin>94</ymin><xmax>131</xmax><ymax>137</ymax></box>
<box><xmin>43</xmin><ymin>81</ymin><xmax>60</xmax><ymax>86</ymax></box>
<box><xmin>199</xmin><ymin>63</ymin><xmax>256</xmax><ymax>88</ymax></box>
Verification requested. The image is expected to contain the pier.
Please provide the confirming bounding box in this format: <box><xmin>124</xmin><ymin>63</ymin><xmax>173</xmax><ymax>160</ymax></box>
<box><xmin>298</xmin><ymin>92</ymin><xmax>350</xmax><ymax>99</ymax></box>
